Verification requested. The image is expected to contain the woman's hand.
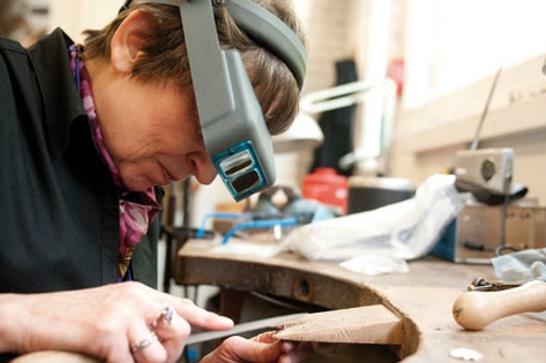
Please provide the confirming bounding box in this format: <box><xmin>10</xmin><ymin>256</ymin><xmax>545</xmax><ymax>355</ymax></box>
<box><xmin>0</xmin><ymin>281</ymin><xmax>233</xmax><ymax>363</ymax></box>
<box><xmin>200</xmin><ymin>332</ymin><xmax>309</xmax><ymax>363</ymax></box>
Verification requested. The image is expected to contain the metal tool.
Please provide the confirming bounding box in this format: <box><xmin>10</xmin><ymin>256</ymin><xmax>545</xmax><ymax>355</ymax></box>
<box><xmin>431</xmin><ymin>202</ymin><xmax>546</xmax><ymax>263</ymax></box>
<box><xmin>466</xmin><ymin>277</ymin><xmax>523</xmax><ymax>292</ymax></box>
<box><xmin>185</xmin><ymin>312</ymin><xmax>308</xmax><ymax>345</ymax></box>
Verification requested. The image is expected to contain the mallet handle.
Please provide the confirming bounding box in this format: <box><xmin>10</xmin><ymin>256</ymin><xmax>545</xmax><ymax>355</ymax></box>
<box><xmin>453</xmin><ymin>280</ymin><xmax>546</xmax><ymax>330</ymax></box>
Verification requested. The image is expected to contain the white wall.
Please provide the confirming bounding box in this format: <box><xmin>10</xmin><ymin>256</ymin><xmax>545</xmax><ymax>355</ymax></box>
<box><xmin>48</xmin><ymin>0</ymin><xmax>124</xmax><ymax>41</ymax></box>
<box><xmin>299</xmin><ymin>0</ymin><xmax>370</xmax><ymax>94</ymax></box>
<box><xmin>403</xmin><ymin>0</ymin><xmax>546</xmax><ymax>108</ymax></box>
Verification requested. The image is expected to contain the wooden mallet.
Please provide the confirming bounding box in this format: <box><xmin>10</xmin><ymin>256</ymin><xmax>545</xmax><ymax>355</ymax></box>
<box><xmin>453</xmin><ymin>280</ymin><xmax>546</xmax><ymax>330</ymax></box>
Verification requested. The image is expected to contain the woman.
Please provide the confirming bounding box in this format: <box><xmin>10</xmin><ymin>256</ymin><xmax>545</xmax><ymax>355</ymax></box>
<box><xmin>0</xmin><ymin>1</ymin><xmax>304</xmax><ymax>362</ymax></box>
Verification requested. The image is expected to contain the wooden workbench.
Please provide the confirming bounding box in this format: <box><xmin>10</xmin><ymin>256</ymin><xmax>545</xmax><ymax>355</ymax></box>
<box><xmin>175</xmin><ymin>239</ymin><xmax>546</xmax><ymax>362</ymax></box>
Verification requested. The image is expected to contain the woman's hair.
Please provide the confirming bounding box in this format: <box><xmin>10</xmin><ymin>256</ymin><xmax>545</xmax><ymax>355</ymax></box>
<box><xmin>82</xmin><ymin>0</ymin><xmax>305</xmax><ymax>135</ymax></box>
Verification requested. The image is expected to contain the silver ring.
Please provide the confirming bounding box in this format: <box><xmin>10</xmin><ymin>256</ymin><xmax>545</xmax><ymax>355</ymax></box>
<box><xmin>131</xmin><ymin>330</ymin><xmax>158</xmax><ymax>354</ymax></box>
<box><xmin>159</xmin><ymin>305</ymin><xmax>175</xmax><ymax>325</ymax></box>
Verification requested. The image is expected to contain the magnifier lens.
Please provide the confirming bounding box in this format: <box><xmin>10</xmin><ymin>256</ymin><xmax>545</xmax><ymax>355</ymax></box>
<box><xmin>231</xmin><ymin>170</ymin><xmax>260</xmax><ymax>193</ymax></box>
<box><xmin>214</xmin><ymin>141</ymin><xmax>269</xmax><ymax>200</ymax></box>
<box><xmin>221</xmin><ymin>151</ymin><xmax>253</xmax><ymax>176</ymax></box>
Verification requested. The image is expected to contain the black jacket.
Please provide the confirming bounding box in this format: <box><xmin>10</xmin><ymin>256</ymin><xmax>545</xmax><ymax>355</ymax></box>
<box><xmin>0</xmin><ymin>29</ymin><xmax>159</xmax><ymax>292</ymax></box>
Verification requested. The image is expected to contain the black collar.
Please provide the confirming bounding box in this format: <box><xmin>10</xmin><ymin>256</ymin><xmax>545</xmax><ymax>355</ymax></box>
<box><xmin>29</xmin><ymin>28</ymin><xmax>86</xmax><ymax>159</ymax></box>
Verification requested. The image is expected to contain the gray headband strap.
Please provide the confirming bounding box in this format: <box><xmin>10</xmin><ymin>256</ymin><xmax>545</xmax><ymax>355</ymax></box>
<box><xmin>224</xmin><ymin>0</ymin><xmax>306</xmax><ymax>89</ymax></box>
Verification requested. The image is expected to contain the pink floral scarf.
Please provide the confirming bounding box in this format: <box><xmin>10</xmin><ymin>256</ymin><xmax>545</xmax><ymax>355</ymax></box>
<box><xmin>69</xmin><ymin>45</ymin><xmax>161</xmax><ymax>278</ymax></box>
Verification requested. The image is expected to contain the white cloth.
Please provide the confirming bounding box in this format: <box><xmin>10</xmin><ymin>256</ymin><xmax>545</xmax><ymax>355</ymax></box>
<box><xmin>491</xmin><ymin>248</ymin><xmax>546</xmax><ymax>282</ymax></box>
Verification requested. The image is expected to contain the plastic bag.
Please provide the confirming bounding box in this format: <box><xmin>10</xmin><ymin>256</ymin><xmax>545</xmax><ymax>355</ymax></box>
<box><xmin>281</xmin><ymin>174</ymin><xmax>462</xmax><ymax>274</ymax></box>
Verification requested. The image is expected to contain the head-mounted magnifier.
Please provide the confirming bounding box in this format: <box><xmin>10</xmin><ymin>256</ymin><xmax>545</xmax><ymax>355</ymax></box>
<box><xmin>120</xmin><ymin>0</ymin><xmax>306</xmax><ymax>201</ymax></box>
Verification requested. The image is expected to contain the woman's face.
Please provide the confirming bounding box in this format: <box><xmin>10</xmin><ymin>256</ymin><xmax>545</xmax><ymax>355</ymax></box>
<box><xmin>85</xmin><ymin>9</ymin><xmax>217</xmax><ymax>192</ymax></box>
<box><xmin>94</xmin><ymin>77</ymin><xmax>216</xmax><ymax>192</ymax></box>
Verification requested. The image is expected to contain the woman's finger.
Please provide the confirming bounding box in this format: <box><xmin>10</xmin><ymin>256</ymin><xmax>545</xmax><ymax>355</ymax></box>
<box><xmin>154</xmin><ymin>307</ymin><xmax>191</xmax><ymax>363</ymax></box>
<box><xmin>280</xmin><ymin>341</ymin><xmax>294</xmax><ymax>354</ymax></box>
<box><xmin>128</xmin><ymin>322</ymin><xmax>167</xmax><ymax>363</ymax></box>
<box><xmin>133</xmin><ymin>284</ymin><xmax>232</xmax><ymax>331</ymax></box>
<box><xmin>100</xmin><ymin>332</ymin><xmax>135</xmax><ymax>363</ymax></box>
<box><xmin>222</xmin><ymin>336</ymin><xmax>282</xmax><ymax>362</ymax></box>
<box><xmin>252</xmin><ymin>331</ymin><xmax>277</xmax><ymax>344</ymax></box>
<box><xmin>278</xmin><ymin>342</ymin><xmax>313</xmax><ymax>363</ymax></box>
<box><xmin>161</xmin><ymin>296</ymin><xmax>234</xmax><ymax>331</ymax></box>
<box><xmin>252</xmin><ymin>332</ymin><xmax>312</xmax><ymax>363</ymax></box>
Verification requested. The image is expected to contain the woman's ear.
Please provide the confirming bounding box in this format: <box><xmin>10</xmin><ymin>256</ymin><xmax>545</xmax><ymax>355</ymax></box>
<box><xmin>110</xmin><ymin>9</ymin><xmax>156</xmax><ymax>74</ymax></box>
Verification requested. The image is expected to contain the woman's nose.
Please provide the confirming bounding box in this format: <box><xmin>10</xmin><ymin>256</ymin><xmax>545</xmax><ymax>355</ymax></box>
<box><xmin>192</xmin><ymin>154</ymin><xmax>217</xmax><ymax>185</ymax></box>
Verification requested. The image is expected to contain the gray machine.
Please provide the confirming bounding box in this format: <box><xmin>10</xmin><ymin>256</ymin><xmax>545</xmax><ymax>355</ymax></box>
<box><xmin>432</xmin><ymin>201</ymin><xmax>546</xmax><ymax>263</ymax></box>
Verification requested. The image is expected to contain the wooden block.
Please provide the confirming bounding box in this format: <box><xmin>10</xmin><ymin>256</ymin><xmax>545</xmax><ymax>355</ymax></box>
<box><xmin>273</xmin><ymin>304</ymin><xmax>402</xmax><ymax>345</ymax></box>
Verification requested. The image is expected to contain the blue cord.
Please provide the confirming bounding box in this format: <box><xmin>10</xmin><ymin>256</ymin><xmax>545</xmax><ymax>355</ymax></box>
<box><xmin>196</xmin><ymin>212</ymin><xmax>253</xmax><ymax>238</ymax></box>
<box><xmin>222</xmin><ymin>217</ymin><xmax>298</xmax><ymax>244</ymax></box>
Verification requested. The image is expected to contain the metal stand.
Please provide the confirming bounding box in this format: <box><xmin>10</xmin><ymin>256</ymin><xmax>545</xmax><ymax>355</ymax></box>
<box><xmin>162</xmin><ymin>179</ymin><xmax>193</xmax><ymax>293</ymax></box>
